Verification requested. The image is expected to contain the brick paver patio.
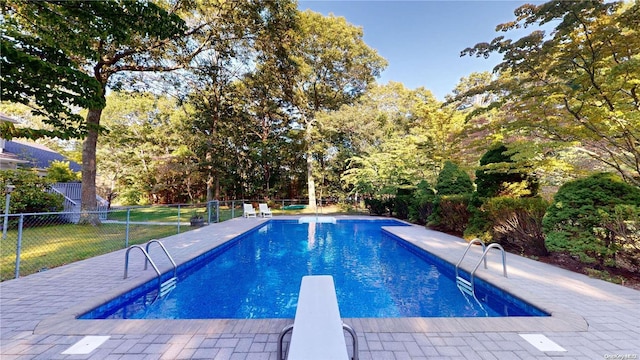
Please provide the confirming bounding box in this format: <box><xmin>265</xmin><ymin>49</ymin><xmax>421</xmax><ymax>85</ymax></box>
<box><xmin>1</xmin><ymin>216</ymin><xmax>639</xmax><ymax>359</ymax></box>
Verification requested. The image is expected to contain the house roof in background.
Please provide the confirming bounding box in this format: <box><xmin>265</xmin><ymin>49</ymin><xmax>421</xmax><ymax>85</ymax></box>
<box><xmin>1</xmin><ymin>113</ymin><xmax>81</xmax><ymax>172</ymax></box>
<box><xmin>4</xmin><ymin>140</ymin><xmax>81</xmax><ymax>172</ymax></box>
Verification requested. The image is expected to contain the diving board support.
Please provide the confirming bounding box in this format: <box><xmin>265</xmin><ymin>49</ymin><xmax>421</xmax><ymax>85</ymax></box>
<box><xmin>278</xmin><ymin>275</ymin><xmax>358</xmax><ymax>360</ymax></box>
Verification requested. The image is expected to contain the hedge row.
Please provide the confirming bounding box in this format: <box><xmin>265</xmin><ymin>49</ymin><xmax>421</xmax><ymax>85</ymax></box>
<box><xmin>365</xmin><ymin>171</ymin><xmax>640</xmax><ymax>274</ymax></box>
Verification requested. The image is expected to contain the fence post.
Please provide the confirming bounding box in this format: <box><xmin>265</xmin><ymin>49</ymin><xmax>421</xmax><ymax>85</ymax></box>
<box><xmin>216</xmin><ymin>200</ymin><xmax>220</xmax><ymax>223</ymax></box>
<box><xmin>125</xmin><ymin>208</ymin><xmax>131</xmax><ymax>248</ymax></box>
<box><xmin>231</xmin><ymin>200</ymin><xmax>235</xmax><ymax>219</ymax></box>
<box><xmin>14</xmin><ymin>215</ymin><xmax>24</xmax><ymax>279</ymax></box>
<box><xmin>177</xmin><ymin>205</ymin><xmax>181</xmax><ymax>234</ymax></box>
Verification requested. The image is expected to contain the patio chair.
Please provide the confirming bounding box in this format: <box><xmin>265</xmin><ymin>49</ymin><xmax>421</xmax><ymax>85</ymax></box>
<box><xmin>259</xmin><ymin>203</ymin><xmax>273</xmax><ymax>218</ymax></box>
<box><xmin>243</xmin><ymin>204</ymin><xmax>257</xmax><ymax>218</ymax></box>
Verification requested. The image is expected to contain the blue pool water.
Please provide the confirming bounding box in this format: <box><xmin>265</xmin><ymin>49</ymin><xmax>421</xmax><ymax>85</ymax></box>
<box><xmin>81</xmin><ymin>219</ymin><xmax>548</xmax><ymax>319</ymax></box>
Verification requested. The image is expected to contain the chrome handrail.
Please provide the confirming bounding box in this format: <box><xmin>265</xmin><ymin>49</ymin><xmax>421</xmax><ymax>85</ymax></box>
<box><xmin>470</xmin><ymin>243</ymin><xmax>508</xmax><ymax>289</ymax></box>
<box><xmin>123</xmin><ymin>245</ymin><xmax>161</xmax><ymax>279</ymax></box>
<box><xmin>454</xmin><ymin>238</ymin><xmax>486</xmax><ymax>280</ymax></box>
<box><xmin>145</xmin><ymin>239</ymin><xmax>177</xmax><ymax>279</ymax></box>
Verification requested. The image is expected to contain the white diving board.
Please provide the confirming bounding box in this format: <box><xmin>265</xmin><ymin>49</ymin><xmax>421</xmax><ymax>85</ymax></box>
<box><xmin>278</xmin><ymin>275</ymin><xmax>358</xmax><ymax>360</ymax></box>
<box><xmin>298</xmin><ymin>216</ymin><xmax>337</xmax><ymax>224</ymax></box>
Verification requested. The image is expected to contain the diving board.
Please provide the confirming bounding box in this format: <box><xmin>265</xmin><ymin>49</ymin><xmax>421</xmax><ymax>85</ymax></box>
<box><xmin>298</xmin><ymin>216</ymin><xmax>337</xmax><ymax>224</ymax></box>
<box><xmin>277</xmin><ymin>275</ymin><xmax>358</xmax><ymax>360</ymax></box>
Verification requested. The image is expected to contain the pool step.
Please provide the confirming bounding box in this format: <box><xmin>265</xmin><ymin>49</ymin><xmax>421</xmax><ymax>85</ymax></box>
<box><xmin>456</xmin><ymin>276</ymin><xmax>473</xmax><ymax>296</ymax></box>
<box><xmin>159</xmin><ymin>277</ymin><xmax>177</xmax><ymax>298</ymax></box>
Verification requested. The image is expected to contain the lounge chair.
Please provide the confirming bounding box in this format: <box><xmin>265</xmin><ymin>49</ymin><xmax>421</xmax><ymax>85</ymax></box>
<box><xmin>259</xmin><ymin>203</ymin><xmax>272</xmax><ymax>218</ymax></box>
<box><xmin>243</xmin><ymin>204</ymin><xmax>257</xmax><ymax>218</ymax></box>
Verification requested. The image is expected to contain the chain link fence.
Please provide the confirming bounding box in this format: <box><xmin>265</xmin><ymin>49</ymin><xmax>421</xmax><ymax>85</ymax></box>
<box><xmin>0</xmin><ymin>201</ymin><xmax>219</xmax><ymax>281</ymax></box>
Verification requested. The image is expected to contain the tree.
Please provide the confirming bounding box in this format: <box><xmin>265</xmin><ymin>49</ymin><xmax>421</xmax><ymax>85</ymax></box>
<box><xmin>412</xmin><ymin>97</ymin><xmax>467</xmax><ymax>175</ymax></box>
<box><xmin>446</xmin><ymin>71</ymin><xmax>496</xmax><ymax>110</ymax></box>
<box><xmin>4</xmin><ymin>1</ymin><xmax>192</xmax><ymax>220</ymax></box>
<box><xmin>178</xmin><ymin>0</ymin><xmax>298</xmax><ymax>201</ymax></box>
<box><xmin>475</xmin><ymin>144</ymin><xmax>539</xmax><ymax>198</ymax></box>
<box><xmin>45</xmin><ymin>161</ymin><xmax>80</xmax><ymax>183</ymax></box>
<box><xmin>435</xmin><ymin>161</ymin><xmax>473</xmax><ymax>195</ymax></box>
<box><xmin>97</xmin><ymin>92</ymin><xmax>187</xmax><ymax>205</ymax></box>
<box><xmin>335</xmin><ymin>83</ymin><xmax>468</xmax><ymax>198</ymax></box>
<box><xmin>461</xmin><ymin>0</ymin><xmax>640</xmax><ymax>186</ymax></box>
<box><xmin>289</xmin><ymin>11</ymin><xmax>387</xmax><ymax>208</ymax></box>
<box><xmin>1</xmin><ymin>10</ymin><xmax>104</xmax><ymax>140</ymax></box>
<box><xmin>5</xmin><ymin>1</ymin><xmax>296</xmax><ymax>221</ymax></box>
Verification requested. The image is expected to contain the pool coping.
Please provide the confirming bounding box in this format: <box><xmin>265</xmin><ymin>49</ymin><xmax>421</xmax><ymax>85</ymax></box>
<box><xmin>33</xmin><ymin>216</ymin><xmax>589</xmax><ymax>336</ymax></box>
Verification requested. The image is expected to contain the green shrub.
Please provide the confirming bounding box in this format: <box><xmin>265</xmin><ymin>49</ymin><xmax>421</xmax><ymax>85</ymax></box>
<box><xmin>117</xmin><ymin>188</ymin><xmax>145</xmax><ymax>206</ymax></box>
<box><xmin>485</xmin><ymin>196</ymin><xmax>549</xmax><ymax>256</ymax></box>
<box><xmin>463</xmin><ymin>192</ymin><xmax>491</xmax><ymax>241</ymax></box>
<box><xmin>543</xmin><ymin>173</ymin><xmax>640</xmax><ymax>267</ymax></box>
<box><xmin>435</xmin><ymin>161</ymin><xmax>473</xmax><ymax>195</ymax></box>
<box><xmin>428</xmin><ymin>194</ymin><xmax>471</xmax><ymax>235</ymax></box>
<box><xmin>365</xmin><ymin>198</ymin><xmax>387</xmax><ymax>216</ymax></box>
<box><xmin>0</xmin><ymin>170</ymin><xmax>63</xmax><ymax>214</ymax></box>
<box><xmin>600</xmin><ymin>205</ymin><xmax>640</xmax><ymax>272</ymax></box>
<box><xmin>408</xmin><ymin>180</ymin><xmax>435</xmax><ymax>225</ymax></box>
<box><xmin>45</xmin><ymin>161</ymin><xmax>80</xmax><ymax>183</ymax></box>
<box><xmin>475</xmin><ymin>144</ymin><xmax>538</xmax><ymax>198</ymax></box>
<box><xmin>394</xmin><ymin>187</ymin><xmax>412</xmax><ymax>220</ymax></box>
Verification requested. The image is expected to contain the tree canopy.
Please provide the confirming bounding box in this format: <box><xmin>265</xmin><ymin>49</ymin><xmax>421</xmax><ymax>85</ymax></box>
<box><xmin>460</xmin><ymin>0</ymin><xmax>640</xmax><ymax>186</ymax></box>
<box><xmin>290</xmin><ymin>10</ymin><xmax>387</xmax><ymax>207</ymax></box>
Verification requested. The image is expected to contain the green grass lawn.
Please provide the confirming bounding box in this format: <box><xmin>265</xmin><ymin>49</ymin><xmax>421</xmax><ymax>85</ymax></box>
<box><xmin>107</xmin><ymin>206</ymin><xmax>239</xmax><ymax>223</ymax></box>
<box><xmin>107</xmin><ymin>206</ymin><xmax>188</xmax><ymax>222</ymax></box>
<box><xmin>0</xmin><ymin>222</ymin><xmax>179</xmax><ymax>281</ymax></box>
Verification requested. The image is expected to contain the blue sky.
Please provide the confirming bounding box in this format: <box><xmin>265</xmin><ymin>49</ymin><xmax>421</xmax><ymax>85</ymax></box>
<box><xmin>298</xmin><ymin>1</ymin><xmax>541</xmax><ymax>100</ymax></box>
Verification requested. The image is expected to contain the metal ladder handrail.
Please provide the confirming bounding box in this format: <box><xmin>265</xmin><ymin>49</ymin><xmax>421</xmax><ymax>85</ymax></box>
<box><xmin>145</xmin><ymin>239</ymin><xmax>177</xmax><ymax>279</ymax></box>
<box><xmin>454</xmin><ymin>238</ymin><xmax>487</xmax><ymax>281</ymax></box>
<box><xmin>469</xmin><ymin>243</ymin><xmax>508</xmax><ymax>290</ymax></box>
<box><xmin>124</xmin><ymin>245</ymin><xmax>161</xmax><ymax>279</ymax></box>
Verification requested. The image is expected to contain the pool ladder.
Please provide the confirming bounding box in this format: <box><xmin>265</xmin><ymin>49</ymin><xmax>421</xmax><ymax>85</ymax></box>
<box><xmin>455</xmin><ymin>239</ymin><xmax>507</xmax><ymax>296</ymax></box>
<box><xmin>124</xmin><ymin>239</ymin><xmax>177</xmax><ymax>298</ymax></box>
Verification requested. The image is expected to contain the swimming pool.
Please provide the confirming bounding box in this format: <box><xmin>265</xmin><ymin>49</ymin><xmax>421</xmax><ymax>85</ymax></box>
<box><xmin>80</xmin><ymin>219</ymin><xmax>548</xmax><ymax>319</ymax></box>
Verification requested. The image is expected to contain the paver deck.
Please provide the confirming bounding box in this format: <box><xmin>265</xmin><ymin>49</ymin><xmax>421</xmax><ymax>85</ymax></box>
<box><xmin>1</xmin><ymin>216</ymin><xmax>639</xmax><ymax>359</ymax></box>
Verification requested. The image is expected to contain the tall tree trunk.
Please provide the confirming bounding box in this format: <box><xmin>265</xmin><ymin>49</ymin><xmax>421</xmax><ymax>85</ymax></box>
<box><xmin>206</xmin><ymin>150</ymin><xmax>214</xmax><ymax>202</ymax></box>
<box><xmin>80</xmin><ymin>107</ymin><xmax>102</xmax><ymax>225</ymax></box>
<box><xmin>305</xmin><ymin>124</ymin><xmax>316</xmax><ymax>209</ymax></box>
